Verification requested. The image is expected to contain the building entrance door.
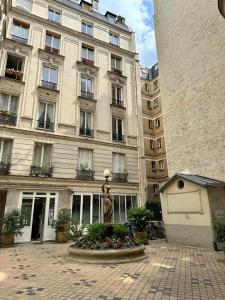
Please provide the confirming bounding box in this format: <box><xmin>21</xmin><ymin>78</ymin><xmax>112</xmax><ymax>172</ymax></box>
<box><xmin>0</xmin><ymin>191</ymin><xmax>7</xmax><ymax>230</ymax></box>
<box><xmin>16</xmin><ymin>192</ymin><xmax>58</xmax><ymax>243</ymax></box>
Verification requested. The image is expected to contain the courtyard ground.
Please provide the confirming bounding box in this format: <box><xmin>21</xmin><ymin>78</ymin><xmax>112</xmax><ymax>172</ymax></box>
<box><xmin>0</xmin><ymin>241</ymin><xmax>225</xmax><ymax>300</ymax></box>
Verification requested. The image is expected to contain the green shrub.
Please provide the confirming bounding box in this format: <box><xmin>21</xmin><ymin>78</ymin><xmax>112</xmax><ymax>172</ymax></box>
<box><xmin>128</xmin><ymin>207</ymin><xmax>153</xmax><ymax>232</ymax></box>
<box><xmin>0</xmin><ymin>209</ymin><xmax>25</xmax><ymax>236</ymax></box>
<box><xmin>88</xmin><ymin>224</ymin><xmax>106</xmax><ymax>240</ymax></box>
<box><xmin>53</xmin><ymin>208</ymin><xmax>71</xmax><ymax>232</ymax></box>
<box><xmin>68</xmin><ymin>220</ymin><xmax>84</xmax><ymax>241</ymax></box>
<box><xmin>215</xmin><ymin>219</ymin><xmax>225</xmax><ymax>243</ymax></box>
<box><xmin>113</xmin><ymin>224</ymin><xmax>128</xmax><ymax>239</ymax></box>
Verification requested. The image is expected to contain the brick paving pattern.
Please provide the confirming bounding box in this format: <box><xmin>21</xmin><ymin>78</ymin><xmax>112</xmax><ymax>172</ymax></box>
<box><xmin>0</xmin><ymin>241</ymin><xmax>225</xmax><ymax>299</ymax></box>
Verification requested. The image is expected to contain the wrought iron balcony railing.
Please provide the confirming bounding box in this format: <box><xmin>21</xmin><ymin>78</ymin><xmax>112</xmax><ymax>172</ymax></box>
<box><xmin>37</xmin><ymin>120</ymin><xmax>54</xmax><ymax>131</ymax></box>
<box><xmin>11</xmin><ymin>34</ymin><xmax>28</xmax><ymax>44</ymax></box>
<box><xmin>76</xmin><ymin>169</ymin><xmax>95</xmax><ymax>180</ymax></box>
<box><xmin>79</xmin><ymin>127</ymin><xmax>94</xmax><ymax>138</ymax></box>
<box><xmin>0</xmin><ymin>162</ymin><xmax>11</xmax><ymax>175</ymax></box>
<box><xmin>30</xmin><ymin>166</ymin><xmax>53</xmax><ymax>177</ymax></box>
<box><xmin>112</xmin><ymin>99</ymin><xmax>124</xmax><ymax>107</ymax></box>
<box><xmin>111</xmin><ymin>68</ymin><xmax>122</xmax><ymax>75</ymax></box>
<box><xmin>82</xmin><ymin>58</ymin><xmax>94</xmax><ymax>65</ymax></box>
<box><xmin>41</xmin><ymin>80</ymin><xmax>57</xmax><ymax>90</ymax></box>
<box><xmin>80</xmin><ymin>90</ymin><xmax>94</xmax><ymax>99</ymax></box>
<box><xmin>112</xmin><ymin>172</ymin><xmax>128</xmax><ymax>182</ymax></box>
<box><xmin>112</xmin><ymin>133</ymin><xmax>125</xmax><ymax>142</ymax></box>
<box><xmin>0</xmin><ymin>112</ymin><xmax>17</xmax><ymax>126</ymax></box>
<box><xmin>45</xmin><ymin>45</ymin><xmax>60</xmax><ymax>54</ymax></box>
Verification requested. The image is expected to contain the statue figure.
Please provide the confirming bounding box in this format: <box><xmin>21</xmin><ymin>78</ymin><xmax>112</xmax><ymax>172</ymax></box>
<box><xmin>101</xmin><ymin>181</ymin><xmax>112</xmax><ymax>224</ymax></box>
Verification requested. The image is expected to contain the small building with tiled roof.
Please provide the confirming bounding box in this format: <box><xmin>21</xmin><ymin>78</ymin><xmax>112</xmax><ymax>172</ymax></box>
<box><xmin>158</xmin><ymin>173</ymin><xmax>225</xmax><ymax>250</ymax></box>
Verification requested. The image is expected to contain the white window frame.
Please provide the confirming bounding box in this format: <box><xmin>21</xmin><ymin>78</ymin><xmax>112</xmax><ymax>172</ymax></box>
<box><xmin>109</xmin><ymin>32</ymin><xmax>119</xmax><ymax>46</ymax></box>
<box><xmin>81</xmin><ymin>76</ymin><xmax>93</xmax><ymax>93</ymax></box>
<box><xmin>48</xmin><ymin>8</ymin><xmax>61</xmax><ymax>23</ymax></box>
<box><xmin>0</xmin><ymin>139</ymin><xmax>12</xmax><ymax>163</ymax></box>
<box><xmin>33</xmin><ymin>143</ymin><xmax>52</xmax><ymax>168</ymax></box>
<box><xmin>45</xmin><ymin>33</ymin><xmax>60</xmax><ymax>50</ymax></box>
<box><xmin>42</xmin><ymin>66</ymin><xmax>58</xmax><ymax>84</ymax></box>
<box><xmin>112</xmin><ymin>85</ymin><xmax>122</xmax><ymax>101</ymax></box>
<box><xmin>112</xmin><ymin>117</ymin><xmax>123</xmax><ymax>135</ymax></box>
<box><xmin>82</xmin><ymin>46</ymin><xmax>94</xmax><ymax>61</ymax></box>
<box><xmin>111</xmin><ymin>56</ymin><xmax>121</xmax><ymax>70</ymax></box>
<box><xmin>81</xmin><ymin>22</ymin><xmax>93</xmax><ymax>36</ymax></box>
<box><xmin>80</xmin><ymin>110</ymin><xmax>93</xmax><ymax>130</ymax></box>
<box><xmin>0</xmin><ymin>93</ymin><xmax>18</xmax><ymax>113</ymax></box>
<box><xmin>38</xmin><ymin>101</ymin><xmax>55</xmax><ymax>124</ymax></box>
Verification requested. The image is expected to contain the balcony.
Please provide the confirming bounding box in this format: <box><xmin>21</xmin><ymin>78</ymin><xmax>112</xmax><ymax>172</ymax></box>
<box><xmin>41</xmin><ymin>80</ymin><xmax>57</xmax><ymax>90</ymax></box>
<box><xmin>37</xmin><ymin>120</ymin><xmax>54</xmax><ymax>131</ymax></box>
<box><xmin>76</xmin><ymin>169</ymin><xmax>95</xmax><ymax>180</ymax></box>
<box><xmin>80</xmin><ymin>91</ymin><xmax>94</xmax><ymax>100</ymax></box>
<box><xmin>5</xmin><ymin>69</ymin><xmax>23</xmax><ymax>81</ymax></box>
<box><xmin>112</xmin><ymin>99</ymin><xmax>124</xmax><ymax>108</ymax></box>
<box><xmin>112</xmin><ymin>172</ymin><xmax>128</xmax><ymax>182</ymax></box>
<box><xmin>11</xmin><ymin>35</ymin><xmax>28</xmax><ymax>44</ymax></box>
<box><xmin>0</xmin><ymin>163</ymin><xmax>11</xmax><ymax>175</ymax></box>
<box><xmin>30</xmin><ymin>166</ymin><xmax>53</xmax><ymax>177</ymax></box>
<box><xmin>79</xmin><ymin>127</ymin><xmax>94</xmax><ymax>138</ymax></box>
<box><xmin>112</xmin><ymin>133</ymin><xmax>125</xmax><ymax>142</ymax></box>
<box><xmin>45</xmin><ymin>45</ymin><xmax>60</xmax><ymax>54</ymax></box>
<box><xmin>0</xmin><ymin>111</ymin><xmax>17</xmax><ymax>126</ymax></box>
<box><xmin>82</xmin><ymin>58</ymin><xmax>94</xmax><ymax>66</ymax></box>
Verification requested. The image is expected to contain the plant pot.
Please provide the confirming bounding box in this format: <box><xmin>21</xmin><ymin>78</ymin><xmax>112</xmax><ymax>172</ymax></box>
<box><xmin>56</xmin><ymin>231</ymin><xmax>68</xmax><ymax>243</ymax></box>
<box><xmin>0</xmin><ymin>234</ymin><xmax>14</xmax><ymax>247</ymax></box>
<box><xmin>134</xmin><ymin>231</ymin><xmax>148</xmax><ymax>240</ymax></box>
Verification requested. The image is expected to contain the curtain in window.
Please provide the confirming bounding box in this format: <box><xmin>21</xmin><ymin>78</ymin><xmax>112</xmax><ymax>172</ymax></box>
<box><xmin>1</xmin><ymin>140</ymin><xmax>12</xmax><ymax>164</ymax></box>
<box><xmin>38</xmin><ymin>102</ymin><xmax>46</xmax><ymax>126</ymax></box>
<box><xmin>78</xmin><ymin>149</ymin><xmax>92</xmax><ymax>169</ymax></box>
<box><xmin>33</xmin><ymin>144</ymin><xmax>42</xmax><ymax>167</ymax></box>
<box><xmin>87</xmin><ymin>112</ymin><xmax>92</xmax><ymax>130</ymax></box>
<box><xmin>46</xmin><ymin>103</ymin><xmax>53</xmax><ymax>124</ymax></box>
<box><xmin>87</xmin><ymin>79</ymin><xmax>92</xmax><ymax>93</ymax></box>
<box><xmin>10</xmin><ymin>96</ymin><xmax>18</xmax><ymax>113</ymax></box>
<box><xmin>80</xmin><ymin>111</ymin><xmax>85</xmax><ymax>128</ymax></box>
<box><xmin>0</xmin><ymin>94</ymin><xmax>8</xmax><ymax>111</ymax></box>
<box><xmin>113</xmin><ymin>153</ymin><xmax>125</xmax><ymax>173</ymax></box>
<box><xmin>50</xmin><ymin>68</ymin><xmax>57</xmax><ymax>83</ymax></box>
<box><xmin>81</xmin><ymin>77</ymin><xmax>86</xmax><ymax>92</ymax></box>
<box><xmin>42</xmin><ymin>144</ymin><xmax>51</xmax><ymax>167</ymax></box>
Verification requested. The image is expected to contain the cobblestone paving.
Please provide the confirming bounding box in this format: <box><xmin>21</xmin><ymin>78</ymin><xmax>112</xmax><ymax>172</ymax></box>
<box><xmin>0</xmin><ymin>241</ymin><xmax>225</xmax><ymax>299</ymax></box>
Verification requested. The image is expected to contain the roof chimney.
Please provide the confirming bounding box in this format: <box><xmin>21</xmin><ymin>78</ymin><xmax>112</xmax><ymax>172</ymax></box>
<box><xmin>92</xmin><ymin>0</ymin><xmax>99</xmax><ymax>11</ymax></box>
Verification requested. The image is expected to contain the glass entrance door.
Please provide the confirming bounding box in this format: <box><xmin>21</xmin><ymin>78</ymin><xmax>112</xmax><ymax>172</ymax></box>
<box><xmin>16</xmin><ymin>192</ymin><xmax>58</xmax><ymax>243</ymax></box>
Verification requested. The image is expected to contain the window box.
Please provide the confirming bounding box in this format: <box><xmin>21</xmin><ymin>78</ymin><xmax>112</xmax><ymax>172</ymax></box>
<box><xmin>5</xmin><ymin>69</ymin><xmax>23</xmax><ymax>81</ymax></box>
<box><xmin>76</xmin><ymin>169</ymin><xmax>95</xmax><ymax>180</ymax></box>
<box><xmin>82</xmin><ymin>58</ymin><xmax>94</xmax><ymax>66</ymax></box>
<box><xmin>30</xmin><ymin>166</ymin><xmax>53</xmax><ymax>177</ymax></box>
<box><xmin>112</xmin><ymin>172</ymin><xmax>128</xmax><ymax>182</ymax></box>
<box><xmin>79</xmin><ymin>127</ymin><xmax>94</xmax><ymax>138</ymax></box>
<box><xmin>0</xmin><ymin>111</ymin><xmax>17</xmax><ymax>125</ymax></box>
<box><xmin>0</xmin><ymin>162</ymin><xmax>11</xmax><ymax>175</ymax></box>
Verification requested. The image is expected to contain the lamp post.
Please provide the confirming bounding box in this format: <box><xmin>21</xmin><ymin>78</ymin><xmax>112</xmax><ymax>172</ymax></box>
<box><xmin>102</xmin><ymin>169</ymin><xmax>112</xmax><ymax>224</ymax></box>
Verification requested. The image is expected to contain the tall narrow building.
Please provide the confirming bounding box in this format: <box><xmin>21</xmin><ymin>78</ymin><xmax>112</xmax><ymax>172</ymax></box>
<box><xmin>0</xmin><ymin>0</ymin><xmax>145</xmax><ymax>242</ymax></box>
<box><xmin>141</xmin><ymin>64</ymin><xmax>168</xmax><ymax>202</ymax></box>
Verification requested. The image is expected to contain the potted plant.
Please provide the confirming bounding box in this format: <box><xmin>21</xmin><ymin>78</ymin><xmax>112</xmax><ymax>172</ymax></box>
<box><xmin>0</xmin><ymin>209</ymin><xmax>25</xmax><ymax>247</ymax></box>
<box><xmin>53</xmin><ymin>208</ymin><xmax>71</xmax><ymax>243</ymax></box>
<box><xmin>128</xmin><ymin>207</ymin><xmax>153</xmax><ymax>242</ymax></box>
<box><xmin>214</xmin><ymin>219</ymin><xmax>225</xmax><ymax>252</ymax></box>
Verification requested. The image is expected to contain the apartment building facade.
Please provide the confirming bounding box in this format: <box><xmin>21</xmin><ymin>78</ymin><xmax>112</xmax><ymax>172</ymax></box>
<box><xmin>140</xmin><ymin>64</ymin><xmax>168</xmax><ymax>202</ymax></box>
<box><xmin>0</xmin><ymin>0</ymin><xmax>146</xmax><ymax>242</ymax></box>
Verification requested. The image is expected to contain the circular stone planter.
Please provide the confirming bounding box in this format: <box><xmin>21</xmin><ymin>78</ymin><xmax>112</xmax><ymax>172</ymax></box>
<box><xmin>68</xmin><ymin>245</ymin><xmax>147</xmax><ymax>264</ymax></box>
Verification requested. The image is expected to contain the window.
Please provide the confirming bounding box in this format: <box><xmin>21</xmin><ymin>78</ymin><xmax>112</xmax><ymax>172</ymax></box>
<box><xmin>152</xmin><ymin>161</ymin><xmax>156</xmax><ymax>171</ymax></box>
<box><xmin>80</xmin><ymin>111</ymin><xmax>93</xmax><ymax>137</ymax></box>
<box><xmin>145</xmin><ymin>83</ymin><xmax>149</xmax><ymax>92</ymax></box>
<box><xmin>16</xmin><ymin>0</ymin><xmax>32</xmax><ymax>12</ymax></box>
<box><xmin>153</xmin><ymin>184</ymin><xmax>159</xmax><ymax>195</ymax></box>
<box><xmin>37</xmin><ymin>101</ymin><xmax>55</xmax><ymax>131</ymax></box>
<box><xmin>159</xmin><ymin>160</ymin><xmax>164</xmax><ymax>170</ymax></box>
<box><xmin>21</xmin><ymin>199</ymin><xmax>32</xmax><ymax>226</ymax></box>
<box><xmin>112</xmin><ymin>118</ymin><xmax>124</xmax><ymax>142</ymax></box>
<box><xmin>150</xmin><ymin>140</ymin><xmax>154</xmax><ymax>150</ymax></box>
<box><xmin>5</xmin><ymin>54</ymin><xmax>24</xmax><ymax>81</ymax></box>
<box><xmin>81</xmin><ymin>22</ymin><xmax>93</xmax><ymax>36</ymax></box>
<box><xmin>48</xmin><ymin>9</ymin><xmax>61</xmax><ymax>23</ymax></box>
<box><xmin>82</xmin><ymin>46</ymin><xmax>94</xmax><ymax>64</ymax></box>
<box><xmin>81</xmin><ymin>76</ymin><xmax>93</xmax><ymax>98</ymax></box>
<box><xmin>33</xmin><ymin>143</ymin><xmax>52</xmax><ymax>168</ymax></box>
<box><xmin>11</xmin><ymin>19</ymin><xmax>29</xmax><ymax>43</ymax></box>
<box><xmin>154</xmin><ymin>98</ymin><xmax>159</xmax><ymax>108</ymax></box>
<box><xmin>0</xmin><ymin>94</ymin><xmax>18</xmax><ymax>114</ymax></box>
<box><xmin>109</xmin><ymin>33</ymin><xmax>119</xmax><ymax>46</ymax></box>
<box><xmin>153</xmin><ymin>80</ymin><xmax>158</xmax><ymax>90</ymax></box>
<box><xmin>147</xmin><ymin>101</ymin><xmax>151</xmax><ymax>110</ymax></box>
<box><xmin>113</xmin><ymin>195</ymin><xmax>138</xmax><ymax>223</ymax></box>
<box><xmin>112</xmin><ymin>153</ymin><xmax>125</xmax><ymax>174</ymax></box>
<box><xmin>111</xmin><ymin>56</ymin><xmax>121</xmax><ymax>71</ymax></box>
<box><xmin>42</xmin><ymin>66</ymin><xmax>57</xmax><ymax>89</ymax></box>
<box><xmin>155</xmin><ymin>118</ymin><xmax>160</xmax><ymax>128</ymax></box>
<box><xmin>112</xmin><ymin>86</ymin><xmax>123</xmax><ymax>106</ymax></box>
<box><xmin>78</xmin><ymin>149</ymin><xmax>93</xmax><ymax>170</ymax></box>
<box><xmin>0</xmin><ymin>139</ymin><xmax>12</xmax><ymax>164</ymax></box>
<box><xmin>157</xmin><ymin>138</ymin><xmax>162</xmax><ymax>149</ymax></box>
<box><xmin>45</xmin><ymin>32</ymin><xmax>60</xmax><ymax>53</ymax></box>
<box><xmin>148</xmin><ymin>120</ymin><xmax>153</xmax><ymax>129</ymax></box>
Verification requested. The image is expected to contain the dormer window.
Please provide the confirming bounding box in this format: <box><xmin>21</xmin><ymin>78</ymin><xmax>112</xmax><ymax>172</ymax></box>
<box><xmin>109</xmin><ymin>33</ymin><xmax>119</xmax><ymax>46</ymax></box>
<box><xmin>48</xmin><ymin>9</ymin><xmax>61</xmax><ymax>23</ymax></box>
<box><xmin>82</xmin><ymin>22</ymin><xmax>93</xmax><ymax>36</ymax></box>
